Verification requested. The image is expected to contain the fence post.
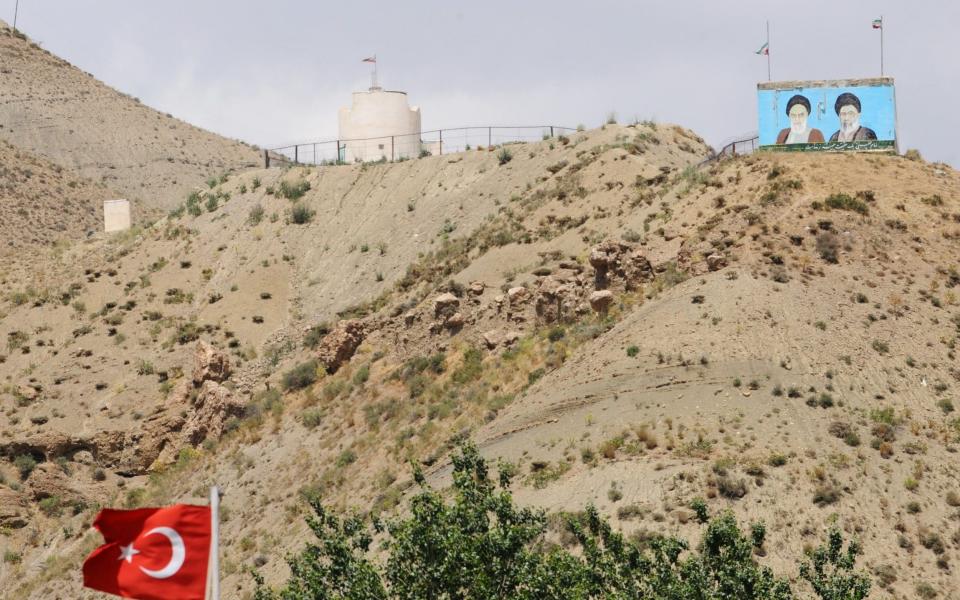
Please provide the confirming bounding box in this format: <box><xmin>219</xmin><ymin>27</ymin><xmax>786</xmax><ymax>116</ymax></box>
<box><xmin>550</xmin><ymin>126</ymin><xmax>554</xmax><ymax>138</ymax></box>
<box><xmin>439</xmin><ymin>130</ymin><xmax>442</xmax><ymax>156</ymax></box>
<box><xmin>294</xmin><ymin>145</ymin><xmax>298</xmax><ymax>164</ymax></box>
<box><xmin>264</xmin><ymin>149</ymin><xmax>270</xmax><ymax>169</ymax></box>
<box><xmin>391</xmin><ymin>136</ymin><xmax>395</xmax><ymax>161</ymax></box>
<box><xmin>336</xmin><ymin>140</ymin><xmax>340</xmax><ymax>164</ymax></box>
<box><xmin>313</xmin><ymin>143</ymin><xmax>317</xmax><ymax>165</ymax></box>
<box><xmin>488</xmin><ymin>127</ymin><xmax>492</xmax><ymax>149</ymax></box>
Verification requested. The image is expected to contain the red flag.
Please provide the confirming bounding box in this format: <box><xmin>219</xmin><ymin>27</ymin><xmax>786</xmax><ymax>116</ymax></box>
<box><xmin>83</xmin><ymin>505</ymin><xmax>211</xmax><ymax>600</ymax></box>
<box><xmin>362</xmin><ymin>56</ymin><xmax>376</xmax><ymax>63</ymax></box>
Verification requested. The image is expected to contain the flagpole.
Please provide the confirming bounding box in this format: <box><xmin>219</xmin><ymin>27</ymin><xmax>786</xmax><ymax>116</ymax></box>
<box><xmin>13</xmin><ymin>0</ymin><xmax>19</xmax><ymax>31</ymax></box>
<box><xmin>766</xmin><ymin>20</ymin><xmax>771</xmax><ymax>81</ymax></box>
<box><xmin>209</xmin><ymin>486</ymin><xmax>220</xmax><ymax>600</ymax></box>
<box><xmin>880</xmin><ymin>16</ymin><xmax>884</xmax><ymax>77</ymax></box>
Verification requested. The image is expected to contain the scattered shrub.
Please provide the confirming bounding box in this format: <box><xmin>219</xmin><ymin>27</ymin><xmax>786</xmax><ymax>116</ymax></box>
<box><xmin>282</xmin><ymin>360</ymin><xmax>319</xmax><ymax>391</ymax></box>
<box><xmin>248</xmin><ymin>204</ymin><xmax>265</xmax><ymax>225</ymax></box>
<box><xmin>278</xmin><ymin>180</ymin><xmax>311</xmax><ymax>200</ymax></box>
<box><xmin>14</xmin><ymin>454</ymin><xmax>37</xmax><ymax>479</ymax></box>
<box><xmin>824</xmin><ymin>193</ymin><xmax>869</xmax><ymax>215</ymax></box>
<box><xmin>816</xmin><ymin>231</ymin><xmax>840</xmax><ymax>263</ymax></box>
<box><xmin>290</xmin><ymin>203</ymin><xmax>315</xmax><ymax>224</ymax></box>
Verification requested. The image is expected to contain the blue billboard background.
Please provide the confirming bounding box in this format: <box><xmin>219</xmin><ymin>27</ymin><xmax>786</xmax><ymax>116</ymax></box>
<box><xmin>757</xmin><ymin>83</ymin><xmax>896</xmax><ymax>148</ymax></box>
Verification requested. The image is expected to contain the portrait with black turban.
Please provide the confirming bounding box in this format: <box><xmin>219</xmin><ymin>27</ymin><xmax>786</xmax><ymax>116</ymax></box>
<box><xmin>829</xmin><ymin>92</ymin><xmax>877</xmax><ymax>142</ymax></box>
<box><xmin>776</xmin><ymin>94</ymin><xmax>825</xmax><ymax>144</ymax></box>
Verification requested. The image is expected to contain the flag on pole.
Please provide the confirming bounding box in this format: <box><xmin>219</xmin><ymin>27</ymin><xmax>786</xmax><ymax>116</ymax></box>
<box><xmin>872</xmin><ymin>18</ymin><xmax>883</xmax><ymax>29</ymax></box>
<box><xmin>362</xmin><ymin>56</ymin><xmax>376</xmax><ymax>63</ymax></box>
<box><xmin>755</xmin><ymin>42</ymin><xmax>769</xmax><ymax>55</ymax></box>
<box><xmin>83</xmin><ymin>505</ymin><xmax>212</xmax><ymax>600</ymax></box>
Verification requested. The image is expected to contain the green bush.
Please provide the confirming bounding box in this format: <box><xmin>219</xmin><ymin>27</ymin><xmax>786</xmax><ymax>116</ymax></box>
<box><xmin>353</xmin><ymin>365</ymin><xmax>370</xmax><ymax>385</ymax></box>
<box><xmin>254</xmin><ymin>443</ymin><xmax>871</xmax><ymax>600</ymax></box>
<box><xmin>302</xmin><ymin>409</ymin><xmax>322</xmax><ymax>429</ymax></box>
<box><xmin>14</xmin><ymin>454</ymin><xmax>37</xmax><ymax>480</ymax></box>
<box><xmin>290</xmin><ymin>203</ymin><xmax>315</xmax><ymax>224</ymax></box>
<box><xmin>335</xmin><ymin>449</ymin><xmax>357</xmax><ymax>468</ymax></box>
<box><xmin>303</xmin><ymin>323</ymin><xmax>331</xmax><ymax>349</ymax></box>
<box><xmin>278</xmin><ymin>180</ymin><xmax>311</xmax><ymax>200</ymax></box>
<box><xmin>497</xmin><ymin>147</ymin><xmax>513</xmax><ymax>165</ymax></box>
<box><xmin>38</xmin><ymin>496</ymin><xmax>62</xmax><ymax>517</ymax></box>
<box><xmin>824</xmin><ymin>193</ymin><xmax>869</xmax><ymax>215</ymax></box>
<box><xmin>282</xmin><ymin>360</ymin><xmax>319</xmax><ymax>391</ymax></box>
<box><xmin>248</xmin><ymin>204</ymin><xmax>265</xmax><ymax>225</ymax></box>
<box><xmin>452</xmin><ymin>347</ymin><xmax>483</xmax><ymax>384</ymax></box>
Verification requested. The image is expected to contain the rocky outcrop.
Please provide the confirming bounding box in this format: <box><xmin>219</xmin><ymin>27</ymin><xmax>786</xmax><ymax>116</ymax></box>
<box><xmin>707</xmin><ymin>253</ymin><xmax>727</xmax><ymax>271</ymax></box>
<box><xmin>433</xmin><ymin>293</ymin><xmax>460</xmax><ymax>319</ymax></box>
<box><xmin>589</xmin><ymin>290</ymin><xmax>615</xmax><ymax>314</ymax></box>
<box><xmin>507</xmin><ymin>286</ymin><xmax>529</xmax><ymax>306</ymax></box>
<box><xmin>193</xmin><ymin>340</ymin><xmax>231</xmax><ymax>385</ymax></box>
<box><xmin>535</xmin><ymin>276</ymin><xmax>574</xmax><ymax>324</ymax></box>
<box><xmin>482</xmin><ymin>329</ymin><xmax>521</xmax><ymax>350</ymax></box>
<box><xmin>117</xmin><ymin>410</ymin><xmax>187</xmax><ymax>474</ymax></box>
<box><xmin>316</xmin><ymin>320</ymin><xmax>366</xmax><ymax>374</ymax></box>
<box><xmin>0</xmin><ymin>340</ymin><xmax>244</xmax><ymax>475</ymax></box>
<box><xmin>26</xmin><ymin>462</ymin><xmax>86</xmax><ymax>504</ymax></box>
<box><xmin>0</xmin><ymin>432</ymin><xmax>75</xmax><ymax>462</ymax></box>
<box><xmin>444</xmin><ymin>312</ymin><xmax>465</xmax><ymax>330</ymax></box>
<box><xmin>589</xmin><ymin>241</ymin><xmax>653</xmax><ymax>290</ymax></box>
<box><xmin>0</xmin><ymin>487</ymin><xmax>29</xmax><ymax>529</ymax></box>
<box><xmin>16</xmin><ymin>383</ymin><xmax>40</xmax><ymax>403</ymax></box>
<box><xmin>182</xmin><ymin>381</ymin><xmax>244</xmax><ymax>445</ymax></box>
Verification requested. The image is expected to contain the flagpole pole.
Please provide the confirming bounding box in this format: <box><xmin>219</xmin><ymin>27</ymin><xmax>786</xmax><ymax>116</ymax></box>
<box><xmin>13</xmin><ymin>0</ymin><xmax>19</xmax><ymax>31</ymax></box>
<box><xmin>209</xmin><ymin>486</ymin><xmax>220</xmax><ymax>600</ymax></box>
<box><xmin>880</xmin><ymin>16</ymin><xmax>884</xmax><ymax>77</ymax></box>
<box><xmin>766</xmin><ymin>20</ymin><xmax>771</xmax><ymax>81</ymax></box>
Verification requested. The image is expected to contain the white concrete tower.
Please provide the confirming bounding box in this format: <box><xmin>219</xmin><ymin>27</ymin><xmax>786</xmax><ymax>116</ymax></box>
<box><xmin>103</xmin><ymin>199</ymin><xmax>131</xmax><ymax>233</ymax></box>
<box><xmin>338</xmin><ymin>87</ymin><xmax>421</xmax><ymax>163</ymax></box>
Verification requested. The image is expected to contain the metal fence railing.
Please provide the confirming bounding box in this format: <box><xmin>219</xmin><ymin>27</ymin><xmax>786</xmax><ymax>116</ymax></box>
<box><xmin>716</xmin><ymin>135</ymin><xmax>759</xmax><ymax>159</ymax></box>
<box><xmin>264</xmin><ymin>125</ymin><xmax>578</xmax><ymax>168</ymax></box>
<box><xmin>698</xmin><ymin>132</ymin><xmax>760</xmax><ymax>167</ymax></box>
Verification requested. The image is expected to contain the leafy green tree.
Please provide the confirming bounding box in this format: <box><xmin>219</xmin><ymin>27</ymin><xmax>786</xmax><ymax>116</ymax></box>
<box><xmin>253</xmin><ymin>502</ymin><xmax>385</xmax><ymax>600</ymax></box>
<box><xmin>255</xmin><ymin>443</ymin><xmax>867</xmax><ymax>600</ymax></box>
<box><xmin>799</xmin><ymin>528</ymin><xmax>871</xmax><ymax>600</ymax></box>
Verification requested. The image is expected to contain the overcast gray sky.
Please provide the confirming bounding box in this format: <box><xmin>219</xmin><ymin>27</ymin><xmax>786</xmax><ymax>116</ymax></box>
<box><xmin>6</xmin><ymin>1</ymin><xmax>959</xmax><ymax>166</ymax></box>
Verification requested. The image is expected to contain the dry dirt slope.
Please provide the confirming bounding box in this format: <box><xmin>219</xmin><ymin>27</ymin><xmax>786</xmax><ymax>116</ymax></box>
<box><xmin>0</xmin><ymin>137</ymin><xmax>113</xmax><ymax>259</ymax></box>
<box><xmin>0</xmin><ymin>19</ymin><xmax>261</xmax><ymax>213</ymax></box>
<box><xmin>2</xmin><ymin>126</ymin><xmax>959</xmax><ymax>599</ymax></box>
<box><xmin>0</xmin><ymin>124</ymin><xmax>709</xmax><ymax>598</ymax></box>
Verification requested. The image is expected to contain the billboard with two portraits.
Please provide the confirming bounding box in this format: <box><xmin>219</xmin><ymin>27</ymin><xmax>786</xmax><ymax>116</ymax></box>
<box><xmin>757</xmin><ymin>78</ymin><xmax>897</xmax><ymax>152</ymax></box>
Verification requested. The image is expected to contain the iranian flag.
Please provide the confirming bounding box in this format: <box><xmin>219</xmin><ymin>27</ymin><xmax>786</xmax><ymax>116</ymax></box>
<box><xmin>755</xmin><ymin>42</ymin><xmax>769</xmax><ymax>56</ymax></box>
<box><xmin>872</xmin><ymin>18</ymin><xmax>883</xmax><ymax>29</ymax></box>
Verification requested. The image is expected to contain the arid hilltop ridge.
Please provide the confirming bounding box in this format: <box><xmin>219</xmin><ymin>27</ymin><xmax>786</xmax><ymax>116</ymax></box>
<box><xmin>0</xmin><ymin>19</ymin><xmax>261</xmax><ymax>213</ymax></box>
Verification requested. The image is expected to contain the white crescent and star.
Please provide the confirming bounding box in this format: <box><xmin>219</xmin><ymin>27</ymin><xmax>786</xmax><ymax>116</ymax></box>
<box><xmin>116</xmin><ymin>527</ymin><xmax>187</xmax><ymax>579</ymax></box>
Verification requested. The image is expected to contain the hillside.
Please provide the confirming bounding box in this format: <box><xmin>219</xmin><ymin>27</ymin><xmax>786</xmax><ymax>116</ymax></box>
<box><xmin>0</xmin><ymin>137</ymin><xmax>115</xmax><ymax>261</ymax></box>
<box><xmin>0</xmin><ymin>123</ymin><xmax>958</xmax><ymax>599</ymax></box>
<box><xmin>0</xmin><ymin>19</ymin><xmax>261</xmax><ymax>213</ymax></box>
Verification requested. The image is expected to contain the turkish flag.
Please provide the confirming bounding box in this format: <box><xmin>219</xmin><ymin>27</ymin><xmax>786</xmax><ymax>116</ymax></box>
<box><xmin>83</xmin><ymin>504</ymin><xmax>211</xmax><ymax>600</ymax></box>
